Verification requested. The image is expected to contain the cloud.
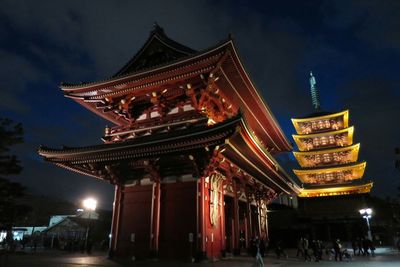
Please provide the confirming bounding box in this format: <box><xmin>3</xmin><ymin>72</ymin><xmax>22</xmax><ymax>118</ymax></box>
<box><xmin>322</xmin><ymin>0</ymin><xmax>400</xmax><ymax>51</ymax></box>
<box><xmin>337</xmin><ymin>78</ymin><xmax>400</xmax><ymax>197</ymax></box>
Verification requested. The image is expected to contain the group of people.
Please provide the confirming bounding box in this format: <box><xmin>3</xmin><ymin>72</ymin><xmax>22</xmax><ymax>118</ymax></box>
<box><xmin>294</xmin><ymin>237</ymin><xmax>375</xmax><ymax>262</ymax></box>
<box><xmin>296</xmin><ymin>237</ymin><xmax>323</xmax><ymax>261</ymax></box>
<box><xmin>351</xmin><ymin>238</ymin><xmax>375</xmax><ymax>256</ymax></box>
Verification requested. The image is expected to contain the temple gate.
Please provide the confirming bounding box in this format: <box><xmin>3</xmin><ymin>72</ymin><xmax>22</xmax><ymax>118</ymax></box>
<box><xmin>39</xmin><ymin>25</ymin><xmax>300</xmax><ymax>260</ymax></box>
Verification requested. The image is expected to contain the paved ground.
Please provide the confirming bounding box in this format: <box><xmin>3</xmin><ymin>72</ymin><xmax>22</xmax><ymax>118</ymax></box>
<box><xmin>1</xmin><ymin>247</ymin><xmax>400</xmax><ymax>267</ymax></box>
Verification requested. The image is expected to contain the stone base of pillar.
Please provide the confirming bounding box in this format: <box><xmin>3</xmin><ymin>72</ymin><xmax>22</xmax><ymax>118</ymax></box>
<box><xmin>107</xmin><ymin>249</ymin><xmax>115</xmax><ymax>259</ymax></box>
<box><xmin>148</xmin><ymin>250</ymin><xmax>159</xmax><ymax>259</ymax></box>
<box><xmin>195</xmin><ymin>251</ymin><xmax>207</xmax><ymax>262</ymax></box>
<box><xmin>221</xmin><ymin>249</ymin><xmax>227</xmax><ymax>257</ymax></box>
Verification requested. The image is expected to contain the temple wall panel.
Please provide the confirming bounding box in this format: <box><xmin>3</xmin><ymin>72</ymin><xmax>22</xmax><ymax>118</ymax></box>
<box><xmin>159</xmin><ymin>181</ymin><xmax>197</xmax><ymax>260</ymax></box>
<box><xmin>117</xmin><ymin>185</ymin><xmax>153</xmax><ymax>259</ymax></box>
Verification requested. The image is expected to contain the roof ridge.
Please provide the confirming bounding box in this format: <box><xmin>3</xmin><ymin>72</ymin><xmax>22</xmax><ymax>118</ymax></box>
<box><xmin>112</xmin><ymin>24</ymin><xmax>197</xmax><ymax>77</ymax></box>
<box><xmin>60</xmin><ymin>38</ymin><xmax>232</xmax><ymax>90</ymax></box>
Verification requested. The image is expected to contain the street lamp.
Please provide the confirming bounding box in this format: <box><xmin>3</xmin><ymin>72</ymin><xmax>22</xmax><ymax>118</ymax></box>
<box><xmin>359</xmin><ymin>208</ymin><xmax>372</xmax><ymax>240</ymax></box>
<box><xmin>83</xmin><ymin>197</ymin><xmax>97</xmax><ymax>253</ymax></box>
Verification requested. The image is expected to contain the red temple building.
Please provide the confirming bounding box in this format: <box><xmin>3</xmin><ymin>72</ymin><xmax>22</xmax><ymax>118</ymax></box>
<box><xmin>39</xmin><ymin>25</ymin><xmax>300</xmax><ymax>260</ymax></box>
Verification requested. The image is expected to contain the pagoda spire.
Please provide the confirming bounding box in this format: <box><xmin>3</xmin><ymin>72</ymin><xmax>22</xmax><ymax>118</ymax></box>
<box><xmin>309</xmin><ymin>71</ymin><xmax>321</xmax><ymax>111</ymax></box>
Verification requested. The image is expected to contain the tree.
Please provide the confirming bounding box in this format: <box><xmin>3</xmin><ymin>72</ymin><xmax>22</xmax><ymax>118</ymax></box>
<box><xmin>0</xmin><ymin>118</ymin><xmax>23</xmax><ymax>175</ymax></box>
<box><xmin>0</xmin><ymin>118</ymin><xmax>30</xmax><ymax>230</ymax></box>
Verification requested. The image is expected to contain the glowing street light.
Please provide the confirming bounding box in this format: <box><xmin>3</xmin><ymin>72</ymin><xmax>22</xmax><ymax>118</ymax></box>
<box><xmin>82</xmin><ymin>197</ymin><xmax>97</xmax><ymax>253</ymax></box>
<box><xmin>83</xmin><ymin>198</ymin><xmax>97</xmax><ymax>211</ymax></box>
<box><xmin>359</xmin><ymin>208</ymin><xmax>372</xmax><ymax>240</ymax></box>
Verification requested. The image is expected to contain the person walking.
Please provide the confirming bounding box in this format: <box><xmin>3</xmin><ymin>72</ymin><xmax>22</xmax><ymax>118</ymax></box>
<box><xmin>253</xmin><ymin>238</ymin><xmax>264</xmax><ymax>267</ymax></box>
<box><xmin>275</xmin><ymin>240</ymin><xmax>288</xmax><ymax>259</ymax></box>
<box><xmin>312</xmin><ymin>239</ymin><xmax>322</xmax><ymax>262</ymax></box>
<box><xmin>362</xmin><ymin>238</ymin><xmax>370</xmax><ymax>256</ymax></box>
<box><xmin>333</xmin><ymin>239</ymin><xmax>343</xmax><ymax>261</ymax></box>
<box><xmin>303</xmin><ymin>237</ymin><xmax>312</xmax><ymax>261</ymax></box>
<box><xmin>357</xmin><ymin>238</ymin><xmax>363</xmax><ymax>256</ymax></box>
<box><xmin>296</xmin><ymin>237</ymin><xmax>304</xmax><ymax>258</ymax></box>
<box><xmin>351</xmin><ymin>239</ymin><xmax>357</xmax><ymax>256</ymax></box>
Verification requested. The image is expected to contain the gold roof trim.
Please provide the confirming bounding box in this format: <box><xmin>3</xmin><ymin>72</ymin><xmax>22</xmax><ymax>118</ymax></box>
<box><xmin>298</xmin><ymin>182</ymin><xmax>373</xmax><ymax>198</ymax></box>
<box><xmin>293</xmin><ymin>126</ymin><xmax>354</xmax><ymax>151</ymax></box>
<box><xmin>293</xmin><ymin>143</ymin><xmax>360</xmax><ymax>167</ymax></box>
<box><xmin>293</xmin><ymin>143</ymin><xmax>360</xmax><ymax>156</ymax></box>
<box><xmin>291</xmin><ymin>110</ymin><xmax>349</xmax><ymax>134</ymax></box>
<box><xmin>293</xmin><ymin>126</ymin><xmax>353</xmax><ymax>139</ymax></box>
<box><xmin>294</xmin><ymin>161</ymin><xmax>366</xmax><ymax>175</ymax></box>
<box><xmin>293</xmin><ymin>161</ymin><xmax>366</xmax><ymax>184</ymax></box>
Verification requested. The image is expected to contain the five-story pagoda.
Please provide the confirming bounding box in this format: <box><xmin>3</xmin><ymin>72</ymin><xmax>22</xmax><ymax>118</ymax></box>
<box><xmin>292</xmin><ymin>72</ymin><xmax>373</xmax><ymax>197</ymax></box>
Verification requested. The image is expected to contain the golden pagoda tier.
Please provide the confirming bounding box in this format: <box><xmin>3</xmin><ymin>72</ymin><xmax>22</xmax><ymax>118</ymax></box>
<box><xmin>292</xmin><ymin>110</ymin><xmax>349</xmax><ymax>135</ymax></box>
<box><xmin>293</xmin><ymin>143</ymin><xmax>360</xmax><ymax>168</ymax></box>
<box><xmin>292</xmin><ymin>72</ymin><xmax>372</xmax><ymax>197</ymax></box>
<box><xmin>292</xmin><ymin>126</ymin><xmax>354</xmax><ymax>151</ymax></box>
<box><xmin>298</xmin><ymin>182</ymin><xmax>373</xmax><ymax>198</ymax></box>
<box><xmin>293</xmin><ymin>161</ymin><xmax>366</xmax><ymax>185</ymax></box>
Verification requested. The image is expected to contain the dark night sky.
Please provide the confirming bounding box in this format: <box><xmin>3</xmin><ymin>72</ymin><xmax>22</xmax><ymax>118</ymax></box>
<box><xmin>1</xmin><ymin>0</ymin><xmax>399</xmax><ymax>209</ymax></box>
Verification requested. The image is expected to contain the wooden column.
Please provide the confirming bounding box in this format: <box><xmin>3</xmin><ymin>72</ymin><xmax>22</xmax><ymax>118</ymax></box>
<box><xmin>150</xmin><ymin>180</ymin><xmax>161</xmax><ymax>256</ymax></box>
<box><xmin>109</xmin><ymin>184</ymin><xmax>123</xmax><ymax>256</ymax></box>
<box><xmin>246</xmin><ymin>193</ymin><xmax>253</xmax><ymax>246</ymax></box>
<box><xmin>233</xmin><ymin>180</ymin><xmax>240</xmax><ymax>255</ymax></box>
<box><xmin>264</xmin><ymin>209</ymin><xmax>269</xmax><ymax>241</ymax></box>
<box><xmin>197</xmin><ymin>177</ymin><xmax>206</xmax><ymax>259</ymax></box>
<box><xmin>257</xmin><ymin>200</ymin><xmax>262</xmax><ymax>237</ymax></box>
<box><xmin>220</xmin><ymin>181</ymin><xmax>226</xmax><ymax>254</ymax></box>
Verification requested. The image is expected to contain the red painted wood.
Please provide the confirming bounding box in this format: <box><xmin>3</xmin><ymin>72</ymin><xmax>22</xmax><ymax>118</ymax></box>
<box><xmin>233</xmin><ymin>181</ymin><xmax>240</xmax><ymax>252</ymax></box>
<box><xmin>200</xmin><ymin>177</ymin><xmax>206</xmax><ymax>254</ymax></box>
<box><xmin>220</xmin><ymin>184</ymin><xmax>226</xmax><ymax>251</ymax></box>
<box><xmin>150</xmin><ymin>181</ymin><xmax>161</xmax><ymax>253</ymax></box>
<box><xmin>110</xmin><ymin>184</ymin><xmax>122</xmax><ymax>252</ymax></box>
<box><xmin>116</xmin><ymin>185</ymin><xmax>152</xmax><ymax>258</ymax></box>
<box><xmin>158</xmin><ymin>182</ymin><xmax>197</xmax><ymax>260</ymax></box>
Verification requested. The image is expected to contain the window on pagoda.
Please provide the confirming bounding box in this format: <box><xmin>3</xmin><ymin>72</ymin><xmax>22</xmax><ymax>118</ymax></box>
<box><xmin>325</xmin><ymin>172</ymin><xmax>334</xmax><ymax>181</ymax></box>
<box><xmin>336</xmin><ymin>135</ymin><xmax>344</xmax><ymax>146</ymax></box>
<box><xmin>300</xmin><ymin>123</ymin><xmax>310</xmax><ymax>134</ymax></box>
<box><xmin>331</xmin><ymin>119</ymin><xmax>339</xmax><ymax>130</ymax></box>
<box><xmin>315</xmin><ymin>154</ymin><xmax>321</xmax><ymax>164</ymax></box>
<box><xmin>318</xmin><ymin>120</ymin><xmax>324</xmax><ymax>129</ymax></box>
<box><xmin>324</xmin><ymin>120</ymin><xmax>330</xmax><ymax>128</ymax></box>
<box><xmin>322</xmin><ymin>153</ymin><xmax>331</xmax><ymax>163</ymax></box>
<box><xmin>311</xmin><ymin>121</ymin><xmax>317</xmax><ymax>130</ymax></box>
<box><xmin>313</xmin><ymin>138</ymin><xmax>320</xmax><ymax>146</ymax></box>
<box><xmin>306</xmin><ymin>141</ymin><xmax>313</xmax><ymax>150</ymax></box>
<box><xmin>302</xmin><ymin>123</ymin><xmax>311</xmax><ymax>134</ymax></box>
<box><xmin>320</xmin><ymin>136</ymin><xmax>328</xmax><ymax>146</ymax></box>
<box><xmin>328</xmin><ymin>135</ymin><xmax>335</xmax><ymax>144</ymax></box>
<box><xmin>336</xmin><ymin>171</ymin><xmax>344</xmax><ymax>181</ymax></box>
<box><xmin>333</xmin><ymin>152</ymin><xmax>340</xmax><ymax>162</ymax></box>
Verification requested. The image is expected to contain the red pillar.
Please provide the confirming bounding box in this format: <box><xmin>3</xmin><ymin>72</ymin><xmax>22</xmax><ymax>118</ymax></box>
<box><xmin>233</xmin><ymin>180</ymin><xmax>240</xmax><ymax>255</ymax></box>
<box><xmin>246</xmin><ymin>198</ymin><xmax>253</xmax><ymax>246</ymax></box>
<box><xmin>150</xmin><ymin>180</ymin><xmax>161</xmax><ymax>256</ymax></box>
<box><xmin>197</xmin><ymin>177</ymin><xmax>206</xmax><ymax>259</ymax></box>
<box><xmin>220</xmin><ymin>182</ymin><xmax>226</xmax><ymax>253</ymax></box>
<box><xmin>257</xmin><ymin>200</ymin><xmax>262</xmax><ymax>237</ymax></box>
<box><xmin>110</xmin><ymin>184</ymin><xmax>122</xmax><ymax>255</ymax></box>
<box><xmin>265</xmin><ymin>210</ymin><xmax>269</xmax><ymax>241</ymax></box>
